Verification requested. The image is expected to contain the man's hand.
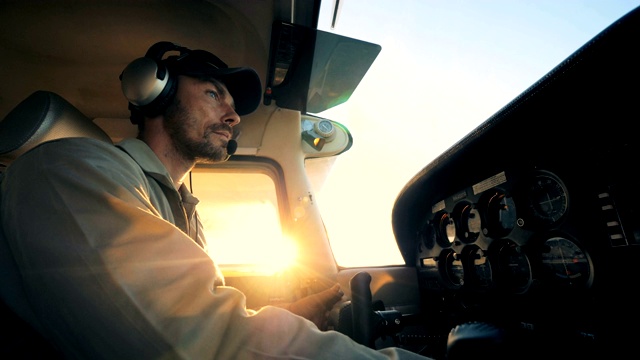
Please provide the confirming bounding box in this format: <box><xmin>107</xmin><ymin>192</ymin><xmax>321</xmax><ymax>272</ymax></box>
<box><xmin>285</xmin><ymin>283</ymin><xmax>344</xmax><ymax>330</ymax></box>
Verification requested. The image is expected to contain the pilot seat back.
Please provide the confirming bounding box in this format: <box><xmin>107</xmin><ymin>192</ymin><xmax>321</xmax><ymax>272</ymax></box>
<box><xmin>0</xmin><ymin>91</ymin><xmax>113</xmax><ymax>358</ymax></box>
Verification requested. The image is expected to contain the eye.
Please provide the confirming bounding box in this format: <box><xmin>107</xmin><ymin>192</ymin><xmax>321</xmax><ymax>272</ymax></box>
<box><xmin>207</xmin><ymin>90</ymin><xmax>220</xmax><ymax>101</ymax></box>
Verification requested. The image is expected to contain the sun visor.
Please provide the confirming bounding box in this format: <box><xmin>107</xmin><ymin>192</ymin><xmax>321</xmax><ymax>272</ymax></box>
<box><xmin>264</xmin><ymin>21</ymin><xmax>381</xmax><ymax>114</ymax></box>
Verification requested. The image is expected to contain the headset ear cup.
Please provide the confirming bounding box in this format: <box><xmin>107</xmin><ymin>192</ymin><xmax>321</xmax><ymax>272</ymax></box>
<box><xmin>120</xmin><ymin>42</ymin><xmax>183</xmax><ymax>120</ymax></box>
<box><xmin>120</xmin><ymin>56</ymin><xmax>177</xmax><ymax>118</ymax></box>
<box><xmin>141</xmin><ymin>73</ymin><xmax>177</xmax><ymax>118</ymax></box>
<box><xmin>120</xmin><ymin>57</ymin><xmax>166</xmax><ymax>107</ymax></box>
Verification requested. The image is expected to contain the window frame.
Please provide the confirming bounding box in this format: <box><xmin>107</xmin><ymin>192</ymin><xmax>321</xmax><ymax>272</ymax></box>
<box><xmin>188</xmin><ymin>157</ymin><xmax>292</xmax><ymax>275</ymax></box>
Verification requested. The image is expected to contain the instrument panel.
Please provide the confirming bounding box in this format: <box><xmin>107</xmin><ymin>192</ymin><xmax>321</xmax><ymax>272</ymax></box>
<box><xmin>393</xmin><ymin>136</ymin><xmax>640</xmax><ymax>357</ymax></box>
<box><xmin>417</xmin><ymin>169</ymin><xmax>596</xmax><ymax>294</ymax></box>
<box><xmin>409</xmin><ymin>163</ymin><xmax>639</xmax><ymax>356</ymax></box>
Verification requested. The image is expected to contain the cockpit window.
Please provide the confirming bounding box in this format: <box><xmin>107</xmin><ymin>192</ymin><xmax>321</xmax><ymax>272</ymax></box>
<box><xmin>305</xmin><ymin>156</ymin><xmax>405</xmax><ymax>267</ymax></box>
<box><xmin>188</xmin><ymin>170</ymin><xmax>296</xmax><ymax>275</ymax></box>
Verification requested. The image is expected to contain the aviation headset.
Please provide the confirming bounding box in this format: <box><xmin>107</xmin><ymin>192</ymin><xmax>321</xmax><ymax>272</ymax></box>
<box><xmin>120</xmin><ymin>41</ymin><xmax>231</xmax><ymax>124</ymax></box>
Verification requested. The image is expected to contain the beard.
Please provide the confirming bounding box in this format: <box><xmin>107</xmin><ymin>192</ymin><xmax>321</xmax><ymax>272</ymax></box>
<box><xmin>163</xmin><ymin>99</ymin><xmax>231</xmax><ymax>163</ymax></box>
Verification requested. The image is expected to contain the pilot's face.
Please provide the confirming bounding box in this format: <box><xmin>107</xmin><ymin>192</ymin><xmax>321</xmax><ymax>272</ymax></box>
<box><xmin>163</xmin><ymin>75</ymin><xmax>241</xmax><ymax>163</ymax></box>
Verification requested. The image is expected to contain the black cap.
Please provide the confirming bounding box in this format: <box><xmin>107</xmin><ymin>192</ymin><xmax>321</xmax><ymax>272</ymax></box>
<box><xmin>166</xmin><ymin>49</ymin><xmax>262</xmax><ymax>116</ymax></box>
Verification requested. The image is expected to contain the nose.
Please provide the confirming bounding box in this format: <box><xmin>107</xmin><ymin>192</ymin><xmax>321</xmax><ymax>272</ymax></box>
<box><xmin>222</xmin><ymin>103</ymin><xmax>241</xmax><ymax>126</ymax></box>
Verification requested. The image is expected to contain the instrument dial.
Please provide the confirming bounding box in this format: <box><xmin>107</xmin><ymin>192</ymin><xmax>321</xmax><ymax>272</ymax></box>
<box><xmin>527</xmin><ymin>172</ymin><xmax>569</xmax><ymax>227</ymax></box>
<box><xmin>483</xmin><ymin>190</ymin><xmax>517</xmax><ymax>238</ymax></box>
<box><xmin>421</xmin><ymin>221</ymin><xmax>437</xmax><ymax>250</ymax></box>
<box><xmin>540</xmin><ymin>236</ymin><xmax>592</xmax><ymax>288</ymax></box>
<box><xmin>495</xmin><ymin>240</ymin><xmax>532</xmax><ymax>293</ymax></box>
<box><xmin>457</xmin><ymin>203</ymin><xmax>481</xmax><ymax>243</ymax></box>
<box><xmin>467</xmin><ymin>246</ymin><xmax>492</xmax><ymax>288</ymax></box>
<box><xmin>314</xmin><ymin>119</ymin><xmax>336</xmax><ymax>139</ymax></box>
<box><xmin>441</xmin><ymin>249</ymin><xmax>464</xmax><ymax>287</ymax></box>
<box><xmin>436</xmin><ymin>212</ymin><xmax>456</xmax><ymax>247</ymax></box>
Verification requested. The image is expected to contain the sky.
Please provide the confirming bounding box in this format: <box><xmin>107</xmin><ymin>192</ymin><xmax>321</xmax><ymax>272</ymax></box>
<box><xmin>312</xmin><ymin>0</ymin><xmax>640</xmax><ymax>267</ymax></box>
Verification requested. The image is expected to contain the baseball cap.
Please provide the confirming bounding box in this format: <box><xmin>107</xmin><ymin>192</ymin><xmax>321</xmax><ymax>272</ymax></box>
<box><xmin>166</xmin><ymin>48</ymin><xmax>262</xmax><ymax>116</ymax></box>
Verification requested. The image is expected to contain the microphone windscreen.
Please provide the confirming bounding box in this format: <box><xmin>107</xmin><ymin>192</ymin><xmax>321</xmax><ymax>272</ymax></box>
<box><xmin>227</xmin><ymin>139</ymin><xmax>238</xmax><ymax>155</ymax></box>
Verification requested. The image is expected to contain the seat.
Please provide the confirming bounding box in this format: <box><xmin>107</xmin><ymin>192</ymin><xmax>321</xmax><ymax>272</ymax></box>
<box><xmin>0</xmin><ymin>91</ymin><xmax>112</xmax><ymax>165</ymax></box>
<box><xmin>0</xmin><ymin>91</ymin><xmax>112</xmax><ymax>358</ymax></box>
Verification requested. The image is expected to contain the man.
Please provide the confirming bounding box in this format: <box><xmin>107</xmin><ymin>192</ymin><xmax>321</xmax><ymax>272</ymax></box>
<box><xmin>1</xmin><ymin>42</ymin><xmax>431</xmax><ymax>359</ymax></box>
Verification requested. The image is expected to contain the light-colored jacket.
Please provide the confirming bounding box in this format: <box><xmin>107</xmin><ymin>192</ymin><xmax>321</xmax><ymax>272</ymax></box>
<box><xmin>1</xmin><ymin>137</ymin><xmax>429</xmax><ymax>359</ymax></box>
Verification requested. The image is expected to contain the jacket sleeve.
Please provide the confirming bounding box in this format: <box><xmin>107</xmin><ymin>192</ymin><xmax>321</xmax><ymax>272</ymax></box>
<box><xmin>1</xmin><ymin>138</ymin><xmax>431</xmax><ymax>360</ymax></box>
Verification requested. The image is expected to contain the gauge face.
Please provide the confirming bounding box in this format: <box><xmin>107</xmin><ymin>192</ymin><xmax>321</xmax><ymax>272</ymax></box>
<box><xmin>496</xmin><ymin>241</ymin><xmax>532</xmax><ymax>293</ymax></box>
<box><xmin>436</xmin><ymin>212</ymin><xmax>456</xmax><ymax>247</ymax></box>
<box><xmin>421</xmin><ymin>221</ymin><xmax>437</xmax><ymax>249</ymax></box>
<box><xmin>318</xmin><ymin>120</ymin><xmax>332</xmax><ymax>133</ymax></box>
<box><xmin>528</xmin><ymin>173</ymin><xmax>569</xmax><ymax>226</ymax></box>
<box><xmin>442</xmin><ymin>250</ymin><xmax>464</xmax><ymax>287</ymax></box>
<box><xmin>468</xmin><ymin>247</ymin><xmax>492</xmax><ymax>287</ymax></box>
<box><xmin>458</xmin><ymin>204</ymin><xmax>481</xmax><ymax>243</ymax></box>
<box><xmin>484</xmin><ymin>191</ymin><xmax>516</xmax><ymax>238</ymax></box>
<box><xmin>314</xmin><ymin>120</ymin><xmax>335</xmax><ymax>138</ymax></box>
<box><xmin>540</xmin><ymin>236</ymin><xmax>592</xmax><ymax>287</ymax></box>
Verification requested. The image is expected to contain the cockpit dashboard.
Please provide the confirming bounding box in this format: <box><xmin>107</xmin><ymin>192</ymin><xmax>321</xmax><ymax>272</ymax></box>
<box><xmin>391</xmin><ymin>6</ymin><xmax>640</xmax><ymax>357</ymax></box>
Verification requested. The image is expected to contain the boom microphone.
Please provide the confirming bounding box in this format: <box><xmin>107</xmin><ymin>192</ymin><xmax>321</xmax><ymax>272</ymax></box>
<box><xmin>223</xmin><ymin>139</ymin><xmax>237</xmax><ymax>162</ymax></box>
<box><xmin>227</xmin><ymin>139</ymin><xmax>238</xmax><ymax>155</ymax></box>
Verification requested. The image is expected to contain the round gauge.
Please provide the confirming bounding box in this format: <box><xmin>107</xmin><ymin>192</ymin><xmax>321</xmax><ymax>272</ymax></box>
<box><xmin>527</xmin><ymin>172</ymin><xmax>569</xmax><ymax>226</ymax></box>
<box><xmin>467</xmin><ymin>246</ymin><xmax>492</xmax><ymax>288</ymax></box>
<box><xmin>421</xmin><ymin>221</ymin><xmax>437</xmax><ymax>250</ymax></box>
<box><xmin>436</xmin><ymin>212</ymin><xmax>456</xmax><ymax>247</ymax></box>
<box><xmin>540</xmin><ymin>236</ymin><xmax>592</xmax><ymax>287</ymax></box>
<box><xmin>314</xmin><ymin>119</ymin><xmax>336</xmax><ymax>138</ymax></box>
<box><xmin>441</xmin><ymin>249</ymin><xmax>464</xmax><ymax>287</ymax></box>
<box><xmin>483</xmin><ymin>191</ymin><xmax>517</xmax><ymax>238</ymax></box>
<box><xmin>495</xmin><ymin>241</ymin><xmax>532</xmax><ymax>293</ymax></box>
<box><xmin>457</xmin><ymin>203</ymin><xmax>481</xmax><ymax>243</ymax></box>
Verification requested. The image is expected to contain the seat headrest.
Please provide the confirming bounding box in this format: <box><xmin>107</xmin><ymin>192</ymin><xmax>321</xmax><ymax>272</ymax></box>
<box><xmin>0</xmin><ymin>91</ymin><xmax>112</xmax><ymax>165</ymax></box>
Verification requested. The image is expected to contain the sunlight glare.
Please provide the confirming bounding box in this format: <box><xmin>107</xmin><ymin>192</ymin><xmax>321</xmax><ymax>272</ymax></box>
<box><xmin>255</xmin><ymin>235</ymin><xmax>299</xmax><ymax>275</ymax></box>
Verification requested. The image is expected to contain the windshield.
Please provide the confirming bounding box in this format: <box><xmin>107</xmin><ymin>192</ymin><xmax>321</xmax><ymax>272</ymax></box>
<box><xmin>312</xmin><ymin>0</ymin><xmax>639</xmax><ymax>267</ymax></box>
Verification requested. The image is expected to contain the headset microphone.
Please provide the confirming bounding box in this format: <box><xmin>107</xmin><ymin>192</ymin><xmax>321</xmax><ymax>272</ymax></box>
<box><xmin>227</xmin><ymin>139</ymin><xmax>237</xmax><ymax>155</ymax></box>
<box><xmin>223</xmin><ymin>139</ymin><xmax>238</xmax><ymax>162</ymax></box>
